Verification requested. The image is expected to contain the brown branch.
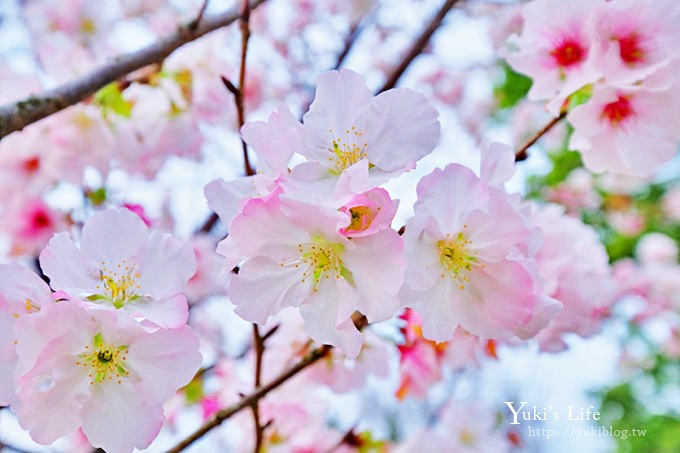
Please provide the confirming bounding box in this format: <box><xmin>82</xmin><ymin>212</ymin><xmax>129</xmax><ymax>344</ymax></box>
<box><xmin>0</xmin><ymin>0</ymin><xmax>268</xmax><ymax>140</ymax></box>
<box><xmin>514</xmin><ymin>111</ymin><xmax>567</xmax><ymax>162</ymax></box>
<box><xmin>377</xmin><ymin>0</ymin><xmax>461</xmax><ymax>93</ymax></box>
<box><xmin>165</xmin><ymin>344</ymin><xmax>333</xmax><ymax>453</ymax></box>
<box><xmin>251</xmin><ymin>324</ymin><xmax>265</xmax><ymax>453</ymax></box>
<box><xmin>167</xmin><ymin>313</ymin><xmax>367</xmax><ymax>452</ymax></box>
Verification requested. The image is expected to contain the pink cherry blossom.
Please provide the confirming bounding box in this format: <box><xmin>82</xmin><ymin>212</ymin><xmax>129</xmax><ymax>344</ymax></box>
<box><xmin>45</xmin><ymin>105</ymin><xmax>114</xmax><ymax>181</ymax></box>
<box><xmin>568</xmin><ymin>82</ymin><xmax>680</xmax><ymax>176</ymax></box>
<box><xmin>40</xmin><ymin>208</ymin><xmax>196</xmax><ymax>328</ymax></box>
<box><xmin>543</xmin><ymin>168</ymin><xmax>602</xmax><ymax>214</ymax></box>
<box><xmin>662</xmin><ymin>185</ymin><xmax>680</xmax><ymax>221</ymax></box>
<box><xmin>401</xmin><ymin>163</ymin><xmax>548</xmax><ymax>342</ymax></box>
<box><xmin>531</xmin><ymin>204</ymin><xmax>615</xmax><ymax>352</ymax></box>
<box><xmin>396</xmin><ymin>308</ymin><xmax>446</xmax><ymax>399</ymax></box>
<box><xmin>225</xmin><ymin>193</ymin><xmax>405</xmax><ymax>357</ymax></box>
<box><xmin>436</xmin><ymin>402</ymin><xmax>511</xmax><ymax>453</ymax></box>
<box><xmin>257</xmin><ymin>378</ymin><xmax>344</xmax><ymax>453</ymax></box>
<box><xmin>338</xmin><ymin>188</ymin><xmax>398</xmax><ymax>238</ymax></box>
<box><xmin>396</xmin><ymin>401</ymin><xmax>511</xmax><ymax>453</ymax></box>
<box><xmin>184</xmin><ymin>234</ymin><xmax>230</xmax><ymax>303</ymax></box>
<box><xmin>307</xmin><ymin>329</ymin><xmax>392</xmax><ymax>392</ymax></box>
<box><xmin>204</xmin><ymin>104</ymin><xmax>302</xmax><ymax>229</ymax></box>
<box><xmin>0</xmin><ymin>264</ymin><xmax>53</xmax><ymax>406</ymax></box>
<box><xmin>506</xmin><ymin>0</ymin><xmax>602</xmax><ymax>110</ymax></box>
<box><xmin>635</xmin><ymin>232</ymin><xmax>678</xmax><ymax>268</ymax></box>
<box><xmin>241</xmin><ymin>103</ymin><xmax>303</xmax><ymax>177</ymax></box>
<box><xmin>662</xmin><ymin>328</ymin><xmax>680</xmax><ymax>359</ymax></box>
<box><xmin>396</xmin><ymin>309</ymin><xmax>493</xmax><ymax>400</ymax></box>
<box><xmin>294</xmin><ymin>68</ymin><xmax>440</xmax><ymax>191</ymax></box>
<box><xmin>589</xmin><ymin>0</ymin><xmax>680</xmax><ymax>86</ymax></box>
<box><xmin>13</xmin><ymin>300</ymin><xmax>201</xmax><ymax>452</ymax></box>
<box><xmin>113</xmin><ymin>84</ymin><xmax>204</xmax><ymax>179</ymax></box>
<box><xmin>1</xmin><ymin>197</ymin><xmax>66</xmax><ymax>257</ymax></box>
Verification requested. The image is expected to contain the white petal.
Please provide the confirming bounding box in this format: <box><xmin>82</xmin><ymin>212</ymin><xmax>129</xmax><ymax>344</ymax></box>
<box><xmin>80</xmin><ymin>208</ymin><xmax>148</xmax><ymax>265</ymax></box>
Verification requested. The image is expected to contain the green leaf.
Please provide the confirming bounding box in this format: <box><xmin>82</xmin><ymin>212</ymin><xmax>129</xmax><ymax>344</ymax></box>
<box><xmin>184</xmin><ymin>376</ymin><xmax>204</xmax><ymax>405</ymax></box>
<box><xmin>526</xmin><ymin>146</ymin><xmax>583</xmax><ymax>198</ymax></box>
<box><xmin>94</xmin><ymin>82</ymin><xmax>133</xmax><ymax>118</ymax></box>
<box><xmin>566</xmin><ymin>84</ymin><xmax>593</xmax><ymax>110</ymax></box>
<box><xmin>87</xmin><ymin>187</ymin><xmax>107</xmax><ymax>206</ymax></box>
<box><xmin>494</xmin><ymin>62</ymin><xmax>532</xmax><ymax>109</ymax></box>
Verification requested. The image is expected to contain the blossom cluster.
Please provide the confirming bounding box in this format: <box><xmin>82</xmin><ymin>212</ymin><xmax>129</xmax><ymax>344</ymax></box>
<box><xmin>507</xmin><ymin>0</ymin><xmax>680</xmax><ymax>176</ymax></box>
<box><xmin>207</xmin><ymin>68</ymin><xmax>616</xmax><ymax>374</ymax></box>
<box><xmin>0</xmin><ymin>208</ymin><xmax>201</xmax><ymax>452</ymax></box>
<box><xmin>2</xmin><ymin>0</ymin><xmax>673</xmax><ymax>450</ymax></box>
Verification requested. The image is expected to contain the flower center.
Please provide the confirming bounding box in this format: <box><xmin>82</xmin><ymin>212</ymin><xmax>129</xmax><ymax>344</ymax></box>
<box><xmin>76</xmin><ymin>333</ymin><xmax>130</xmax><ymax>385</ymax></box>
<box><xmin>616</xmin><ymin>32</ymin><xmax>645</xmax><ymax>66</ymax></box>
<box><xmin>12</xmin><ymin>298</ymin><xmax>39</xmax><ymax>319</ymax></box>
<box><xmin>80</xmin><ymin>18</ymin><xmax>96</xmax><ymax>35</ymax></box>
<box><xmin>346</xmin><ymin>206</ymin><xmax>377</xmax><ymax>234</ymax></box>
<box><xmin>601</xmin><ymin>95</ymin><xmax>634</xmax><ymax>126</ymax></box>
<box><xmin>551</xmin><ymin>38</ymin><xmax>586</xmax><ymax>68</ymax></box>
<box><xmin>459</xmin><ymin>429</ymin><xmax>475</xmax><ymax>446</ymax></box>
<box><xmin>22</xmin><ymin>156</ymin><xmax>40</xmax><ymax>173</ymax></box>
<box><xmin>281</xmin><ymin>236</ymin><xmax>352</xmax><ymax>292</ymax></box>
<box><xmin>437</xmin><ymin>229</ymin><xmax>479</xmax><ymax>290</ymax></box>
<box><xmin>327</xmin><ymin>127</ymin><xmax>368</xmax><ymax>175</ymax></box>
<box><xmin>92</xmin><ymin>259</ymin><xmax>142</xmax><ymax>309</ymax></box>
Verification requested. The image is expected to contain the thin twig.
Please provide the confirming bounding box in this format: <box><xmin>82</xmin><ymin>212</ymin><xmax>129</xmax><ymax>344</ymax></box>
<box><xmin>333</xmin><ymin>22</ymin><xmax>363</xmax><ymax>70</ymax></box>
<box><xmin>0</xmin><ymin>0</ymin><xmax>268</xmax><ymax>139</ymax></box>
<box><xmin>198</xmin><ymin>212</ymin><xmax>220</xmax><ymax>234</ymax></box>
<box><xmin>238</xmin><ymin>0</ymin><xmax>255</xmax><ymax>177</ymax></box>
<box><xmin>167</xmin><ymin>313</ymin><xmax>367</xmax><ymax>452</ymax></box>
<box><xmin>514</xmin><ymin>111</ymin><xmax>567</xmax><ymax>162</ymax></box>
<box><xmin>189</xmin><ymin>0</ymin><xmax>211</xmax><ymax>31</ymax></box>
<box><xmin>378</xmin><ymin>0</ymin><xmax>461</xmax><ymax>93</ymax></box>
<box><xmin>261</xmin><ymin>324</ymin><xmax>280</xmax><ymax>342</ymax></box>
<box><xmin>199</xmin><ymin>0</ymin><xmax>453</xmax><ymax>234</ymax></box>
<box><xmin>251</xmin><ymin>324</ymin><xmax>266</xmax><ymax>453</ymax></box>
<box><xmin>165</xmin><ymin>345</ymin><xmax>333</xmax><ymax>453</ymax></box>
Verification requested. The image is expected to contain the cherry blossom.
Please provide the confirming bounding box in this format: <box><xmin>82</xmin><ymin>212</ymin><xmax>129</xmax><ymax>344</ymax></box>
<box><xmin>338</xmin><ymin>187</ymin><xmax>398</xmax><ymax>238</ymax></box>
<box><xmin>395</xmin><ymin>401</ymin><xmax>511</xmax><ymax>453</ymax></box>
<box><xmin>13</xmin><ymin>300</ymin><xmax>201</xmax><ymax>452</ymax></box>
<box><xmin>1</xmin><ymin>197</ymin><xmax>66</xmax><ymax>257</ymax></box>
<box><xmin>531</xmin><ymin>204</ymin><xmax>615</xmax><ymax>352</ymax></box>
<box><xmin>568</xmin><ymin>82</ymin><xmax>680</xmax><ymax>176</ymax></box>
<box><xmin>401</xmin><ymin>162</ymin><xmax>550</xmax><ymax>342</ymax></box>
<box><xmin>225</xmin><ymin>193</ymin><xmax>404</xmax><ymax>357</ymax></box>
<box><xmin>506</xmin><ymin>0</ymin><xmax>602</xmax><ymax>110</ymax></box>
<box><xmin>39</xmin><ymin>207</ymin><xmax>196</xmax><ymax>328</ymax></box>
<box><xmin>589</xmin><ymin>0</ymin><xmax>680</xmax><ymax>86</ymax></box>
<box><xmin>204</xmin><ymin>104</ymin><xmax>302</xmax><ymax>229</ymax></box>
<box><xmin>292</xmin><ymin>68</ymin><xmax>440</xmax><ymax>192</ymax></box>
<box><xmin>0</xmin><ymin>264</ymin><xmax>54</xmax><ymax>406</ymax></box>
